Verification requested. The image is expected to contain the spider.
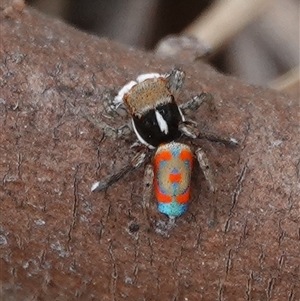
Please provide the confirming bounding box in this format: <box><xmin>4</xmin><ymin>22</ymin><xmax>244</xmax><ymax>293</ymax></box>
<box><xmin>91</xmin><ymin>68</ymin><xmax>237</xmax><ymax>222</ymax></box>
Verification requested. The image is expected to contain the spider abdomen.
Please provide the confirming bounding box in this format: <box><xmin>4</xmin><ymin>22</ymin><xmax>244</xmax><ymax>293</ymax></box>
<box><xmin>153</xmin><ymin>142</ymin><xmax>193</xmax><ymax>217</ymax></box>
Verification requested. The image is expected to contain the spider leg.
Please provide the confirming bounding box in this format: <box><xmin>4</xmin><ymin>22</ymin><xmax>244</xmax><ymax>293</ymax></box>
<box><xmin>91</xmin><ymin>149</ymin><xmax>150</xmax><ymax>192</ymax></box>
<box><xmin>179</xmin><ymin>120</ymin><xmax>238</xmax><ymax>146</ymax></box>
<box><xmin>82</xmin><ymin>107</ymin><xmax>133</xmax><ymax>141</ymax></box>
<box><xmin>103</xmin><ymin>123</ymin><xmax>133</xmax><ymax>140</ymax></box>
<box><xmin>103</xmin><ymin>89</ymin><xmax>129</xmax><ymax>116</ymax></box>
<box><xmin>179</xmin><ymin>92</ymin><xmax>238</xmax><ymax>146</ymax></box>
<box><xmin>142</xmin><ymin>163</ymin><xmax>154</xmax><ymax>226</ymax></box>
<box><xmin>195</xmin><ymin>147</ymin><xmax>218</xmax><ymax>226</ymax></box>
<box><xmin>178</xmin><ymin>121</ymin><xmax>199</xmax><ymax>139</ymax></box>
<box><xmin>165</xmin><ymin>68</ymin><xmax>185</xmax><ymax>95</ymax></box>
<box><xmin>142</xmin><ymin>164</ymin><xmax>177</xmax><ymax>231</ymax></box>
<box><xmin>195</xmin><ymin>147</ymin><xmax>216</xmax><ymax>193</ymax></box>
<box><xmin>180</xmin><ymin>92</ymin><xmax>213</xmax><ymax>113</ymax></box>
<box><xmin>197</xmin><ymin>132</ymin><xmax>238</xmax><ymax>146</ymax></box>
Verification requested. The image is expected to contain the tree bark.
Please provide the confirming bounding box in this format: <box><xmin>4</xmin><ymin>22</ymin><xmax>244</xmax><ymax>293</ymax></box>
<box><xmin>1</xmin><ymin>1</ymin><xmax>299</xmax><ymax>300</ymax></box>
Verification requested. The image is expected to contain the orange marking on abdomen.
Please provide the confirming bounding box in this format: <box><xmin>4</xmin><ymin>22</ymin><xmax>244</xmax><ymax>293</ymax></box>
<box><xmin>176</xmin><ymin>188</ymin><xmax>190</xmax><ymax>204</ymax></box>
<box><xmin>154</xmin><ymin>183</ymin><xmax>172</xmax><ymax>203</ymax></box>
<box><xmin>169</xmin><ymin>172</ymin><xmax>182</xmax><ymax>183</ymax></box>
<box><xmin>179</xmin><ymin>149</ymin><xmax>193</xmax><ymax>163</ymax></box>
<box><xmin>154</xmin><ymin>149</ymin><xmax>172</xmax><ymax>164</ymax></box>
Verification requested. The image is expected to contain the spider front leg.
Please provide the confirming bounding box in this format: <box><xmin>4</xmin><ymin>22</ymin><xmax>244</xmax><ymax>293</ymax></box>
<box><xmin>81</xmin><ymin>102</ymin><xmax>133</xmax><ymax>141</ymax></box>
<box><xmin>179</xmin><ymin>92</ymin><xmax>213</xmax><ymax>139</ymax></box>
<box><xmin>84</xmin><ymin>89</ymin><xmax>132</xmax><ymax>140</ymax></box>
<box><xmin>91</xmin><ymin>149</ymin><xmax>150</xmax><ymax>192</ymax></box>
<box><xmin>180</xmin><ymin>92</ymin><xmax>213</xmax><ymax>113</ymax></box>
<box><xmin>81</xmin><ymin>95</ymin><xmax>133</xmax><ymax>139</ymax></box>
<box><xmin>103</xmin><ymin>89</ymin><xmax>129</xmax><ymax>117</ymax></box>
<box><xmin>165</xmin><ymin>68</ymin><xmax>185</xmax><ymax>95</ymax></box>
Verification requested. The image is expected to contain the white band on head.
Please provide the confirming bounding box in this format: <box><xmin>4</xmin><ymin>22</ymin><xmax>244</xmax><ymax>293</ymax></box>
<box><xmin>155</xmin><ymin>110</ymin><xmax>169</xmax><ymax>134</ymax></box>
<box><xmin>136</xmin><ymin>73</ymin><xmax>161</xmax><ymax>83</ymax></box>
<box><xmin>114</xmin><ymin>80</ymin><xmax>137</xmax><ymax>105</ymax></box>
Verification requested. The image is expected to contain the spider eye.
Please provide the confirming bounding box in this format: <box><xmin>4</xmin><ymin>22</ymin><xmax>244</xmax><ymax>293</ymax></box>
<box><xmin>159</xmin><ymin>108</ymin><xmax>165</xmax><ymax>115</ymax></box>
<box><xmin>144</xmin><ymin>119</ymin><xmax>153</xmax><ymax>127</ymax></box>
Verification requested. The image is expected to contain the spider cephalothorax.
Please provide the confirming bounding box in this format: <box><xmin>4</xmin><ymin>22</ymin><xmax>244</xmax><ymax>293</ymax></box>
<box><xmin>113</xmin><ymin>71</ymin><xmax>186</xmax><ymax>148</ymax></box>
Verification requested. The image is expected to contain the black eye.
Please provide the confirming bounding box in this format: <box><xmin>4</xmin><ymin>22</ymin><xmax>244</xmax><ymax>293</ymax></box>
<box><xmin>141</xmin><ymin>111</ymin><xmax>157</xmax><ymax>128</ymax></box>
<box><xmin>144</xmin><ymin>119</ymin><xmax>152</xmax><ymax>127</ymax></box>
<box><xmin>159</xmin><ymin>108</ymin><xmax>165</xmax><ymax>115</ymax></box>
<box><xmin>158</xmin><ymin>106</ymin><xmax>171</xmax><ymax>121</ymax></box>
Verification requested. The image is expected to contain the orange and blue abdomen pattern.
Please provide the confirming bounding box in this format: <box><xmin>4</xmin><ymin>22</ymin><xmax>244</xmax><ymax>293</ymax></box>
<box><xmin>153</xmin><ymin>142</ymin><xmax>193</xmax><ymax>217</ymax></box>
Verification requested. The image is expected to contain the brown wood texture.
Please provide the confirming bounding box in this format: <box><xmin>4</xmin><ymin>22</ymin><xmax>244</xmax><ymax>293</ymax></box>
<box><xmin>1</xmin><ymin>1</ymin><xmax>299</xmax><ymax>300</ymax></box>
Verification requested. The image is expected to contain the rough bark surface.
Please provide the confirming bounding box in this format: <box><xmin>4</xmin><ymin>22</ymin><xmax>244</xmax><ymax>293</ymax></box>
<box><xmin>1</xmin><ymin>1</ymin><xmax>299</xmax><ymax>300</ymax></box>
